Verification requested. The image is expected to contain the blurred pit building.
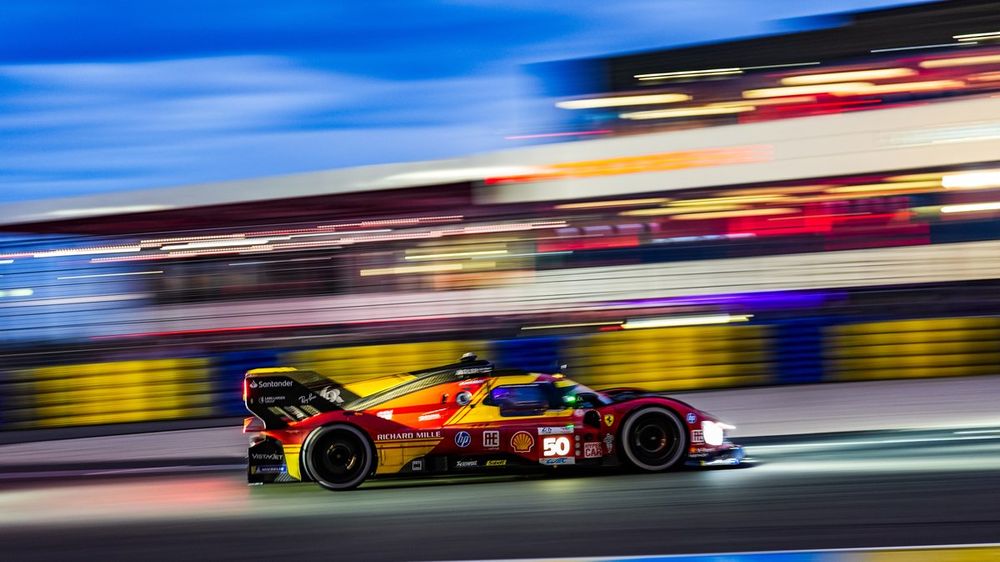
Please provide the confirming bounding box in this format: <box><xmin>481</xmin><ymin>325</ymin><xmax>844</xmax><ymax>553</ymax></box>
<box><xmin>2</xmin><ymin>0</ymin><xmax>1000</xmax><ymax>431</ymax></box>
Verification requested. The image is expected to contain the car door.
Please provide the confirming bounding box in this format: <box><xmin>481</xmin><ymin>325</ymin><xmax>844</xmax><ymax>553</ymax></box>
<box><xmin>450</xmin><ymin>380</ymin><xmax>578</xmax><ymax>466</ymax></box>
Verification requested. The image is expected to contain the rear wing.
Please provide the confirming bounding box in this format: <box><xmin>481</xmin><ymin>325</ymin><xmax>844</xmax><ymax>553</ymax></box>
<box><xmin>244</xmin><ymin>367</ymin><xmax>358</xmax><ymax>429</ymax></box>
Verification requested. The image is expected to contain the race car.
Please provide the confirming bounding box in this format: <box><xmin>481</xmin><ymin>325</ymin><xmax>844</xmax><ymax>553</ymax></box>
<box><xmin>243</xmin><ymin>353</ymin><xmax>744</xmax><ymax>491</ymax></box>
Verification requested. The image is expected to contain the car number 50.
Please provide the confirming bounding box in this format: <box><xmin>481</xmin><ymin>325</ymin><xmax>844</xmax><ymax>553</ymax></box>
<box><xmin>543</xmin><ymin>436</ymin><xmax>571</xmax><ymax>457</ymax></box>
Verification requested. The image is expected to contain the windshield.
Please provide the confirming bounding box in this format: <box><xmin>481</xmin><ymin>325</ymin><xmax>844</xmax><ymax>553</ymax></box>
<box><xmin>554</xmin><ymin>380</ymin><xmax>612</xmax><ymax>407</ymax></box>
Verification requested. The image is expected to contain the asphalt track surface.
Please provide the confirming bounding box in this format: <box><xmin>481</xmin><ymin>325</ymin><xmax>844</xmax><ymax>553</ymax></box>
<box><xmin>3</xmin><ymin>428</ymin><xmax>1000</xmax><ymax>561</ymax></box>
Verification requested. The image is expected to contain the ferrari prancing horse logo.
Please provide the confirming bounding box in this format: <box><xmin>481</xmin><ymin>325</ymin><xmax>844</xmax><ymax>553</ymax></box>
<box><xmin>603</xmin><ymin>414</ymin><xmax>615</xmax><ymax>427</ymax></box>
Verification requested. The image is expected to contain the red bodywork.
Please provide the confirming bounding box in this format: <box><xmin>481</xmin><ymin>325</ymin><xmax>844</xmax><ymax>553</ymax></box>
<box><xmin>244</xmin><ymin>365</ymin><xmax>743</xmax><ymax>486</ymax></box>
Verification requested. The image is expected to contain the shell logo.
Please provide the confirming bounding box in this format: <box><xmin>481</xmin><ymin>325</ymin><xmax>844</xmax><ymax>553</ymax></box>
<box><xmin>511</xmin><ymin>431</ymin><xmax>534</xmax><ymax>453</ymax></box>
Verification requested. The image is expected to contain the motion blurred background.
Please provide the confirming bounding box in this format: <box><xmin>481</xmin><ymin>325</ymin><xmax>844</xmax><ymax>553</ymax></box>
<box><xmin>3</xmin><ymin>0</ymin><xmax>1000</xmax><ymax>433</ymax></box>
<box><xmin>8</xmin><ymin>2</ymin><xmax>1000</xmax><ymax>560</ymax></box>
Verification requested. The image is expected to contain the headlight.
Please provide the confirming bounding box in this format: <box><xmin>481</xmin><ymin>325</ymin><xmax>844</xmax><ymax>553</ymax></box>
<box><xmin>701</xmin><ymin>420</ymin><xmax>735</xmax><ymax>446</ymax></box>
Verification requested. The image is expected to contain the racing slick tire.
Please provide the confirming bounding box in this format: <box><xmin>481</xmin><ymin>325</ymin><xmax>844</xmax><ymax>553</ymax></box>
<box><xmin>302</xmin><ymin>424</ymin><xmax>375</xmax><ymax>491</ymax></box>
<box><xmin>620</xmin><ymin>406</ymin><xmax>687</xmax><ymax>472</ymax></box>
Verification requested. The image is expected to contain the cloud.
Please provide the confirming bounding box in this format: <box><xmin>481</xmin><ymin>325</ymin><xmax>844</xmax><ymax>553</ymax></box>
<box><xmin>497</xmin><ymin>0</ymin><xmax>933</xmax><ymax>63</ymax></box>
<box><xmin>0</xmin><ymin>1</ymin><xmax>581</xmax><ymax>79</ymax></box>
<box><xmin>0</xmin><ymin>0</ymin><xmax>925</xmax><ymax>203</ymax></box>
<box><xmin>0</xmin><ymin>55</ymin><xmax>524</xmax><ymax>201</ymax></box>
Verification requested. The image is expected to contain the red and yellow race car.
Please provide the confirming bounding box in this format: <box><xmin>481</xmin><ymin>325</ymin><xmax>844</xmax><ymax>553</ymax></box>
<box><xmin>243</xmin><ymin>354</ymin><xmax>744</xmax><ymax>491</ymax></box>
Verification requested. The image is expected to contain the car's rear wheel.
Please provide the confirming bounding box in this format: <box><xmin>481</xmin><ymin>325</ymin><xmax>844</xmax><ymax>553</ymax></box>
<box><xmin>302</xmin><ymin>424</ymin><xmax>374</xmax><ymax>491</ymax></box>
<box><xmin>620</xmin><ymin>406</ymin><xmax>686</xmax><ymax>472</ymax></box>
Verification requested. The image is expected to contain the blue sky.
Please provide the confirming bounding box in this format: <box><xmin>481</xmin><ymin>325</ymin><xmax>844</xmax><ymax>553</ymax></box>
<box><xmin>0</xmin><ymin>0</ymin><xmax>923</xmax><ymax>203</ymax></box>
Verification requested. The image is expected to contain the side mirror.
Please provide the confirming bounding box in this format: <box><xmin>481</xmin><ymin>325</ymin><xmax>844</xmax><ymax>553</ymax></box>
<box><xmin>575</xmin><ymin>392</ymin><xmax>600</xmax><ymax>409</ymax></box>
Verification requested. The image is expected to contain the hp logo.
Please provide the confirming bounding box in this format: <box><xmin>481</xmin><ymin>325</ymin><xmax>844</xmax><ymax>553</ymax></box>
<box><xmin>454</xmin><ymin>431</ymin><xmax>472</xmax><ymax>448</ymax></box>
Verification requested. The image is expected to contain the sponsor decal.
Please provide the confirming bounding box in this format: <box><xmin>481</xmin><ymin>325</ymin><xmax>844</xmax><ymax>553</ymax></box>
<box><xmin>603</xmin><ymin>433</ymin><xmax>614</xmax><ymax>454</ymax></box>
<box><xmin>686</xmin><ymin>412</ymin><xmax>697</xmax><ymax>424</ymax></box>
<box><xmin>376</xmin><ymin>410</ymin><xmax>393</xmax><ymax>420</ymax></box>
<box><xmin>320</xmin><ymin>386</ymin><xmax>344</xmax><ymax>405</ymax></box>
<box><xmin>250</xmin><ymin>452</ymin><xmax>283</xmax><ymax>462</ymax></box>
<box><xmin>543</xmin><ymin>436</ymin><xmax>572</xmax><ymax>457</ymax></box>
<box><xmin>538</xmin><ymin>426</ymin><xmax>574</xmax><ymax>435</ymax></box>
<box><xmin>511</xmin><ymin>431</ymin><xmax>534</xmax><ymax>453</ymax></box>
<box><xmin>540</xmin><ymin>457</ymin><xmax>575</xmax><ymax>465</ymax></box>
<box><xmin>603</xmin><ymin>414</ymin><xmax>615</xmax><ymax>427</ymax></box>
<box><xmin>459</xmin><ymin>378</ymin><xmax>486</xmax><ymax>387</ymax></box>
<box><xmin>583</xmin><ymin>442</ymin><xmax>603</xmax><ymax>458</ymax></box>
<box><xmin>250</xmin><ymin>379</ymin><xmax>293</xmax><ymax>389</ymax></box>
<box><xmin>455</xmin><ymin>367</ymin><xmax>492</xmax><ymax>376</ymax></box>
<box><xmin>455</xmin><ymin>431</ymin><xmax>472</xmax><ymax>448</ymax></box>
<box><xmin>376</xmin><ymin>431</ymin><xmax>442</xmax><ymax>441</ymax></box>
<box><xmin>483</xmin><ymin>430</ymin><xmax>500</xmax><ymax>449</ymax></box>
<box><xmin>485</xmin><ymin>459</ymin><xmax>506</xmax><ymax>467</ymax></box>
<box><xmin>411</xmin><ymin>459</ymin><xmax>424</xmax><ymax>471</ymax></box>
<box><xmin>456</xmin><ymin>391</ymin><xmax>473</xmax><ymax>406</ymax></box>
<box><xmin>298</xmin><ymin>394</ymin><xmax>317</xmax><ymax>405</ymax></box>
<box><xmin>253</xmin><ymin>466</ymin><xmax>287</xmax><ymax>474</ymax></box>
<box><xmin>455</xmin><ymin>460</ymin><xmax>478</xmax><ymax>468</ymax></box>
<box><xmin>691</xmin><ymin>430</ymin><xmax>705</xmax><ymax>444</ymax></box>
<box><xmin>254</xmin><ymin>395</ymin><xmax>286</xmax><ymax>405</ymax></box>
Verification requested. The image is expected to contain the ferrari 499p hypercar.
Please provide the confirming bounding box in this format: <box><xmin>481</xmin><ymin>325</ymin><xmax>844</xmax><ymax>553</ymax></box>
<box><xmin>243</xmin><ymin>354</ymin><xmax>744</xmax><ymax>491</ymax></box>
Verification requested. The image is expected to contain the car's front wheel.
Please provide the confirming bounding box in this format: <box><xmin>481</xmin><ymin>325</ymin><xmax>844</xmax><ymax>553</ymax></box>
<box><xmin>620</xmin><ymin>406</ymin><xmax>687</xmax><ymax>472</ymax></box>
<box><xmin>302</xmin><ymin>424</ymin><xmax>374</xmax><ymax>491</ymax></box>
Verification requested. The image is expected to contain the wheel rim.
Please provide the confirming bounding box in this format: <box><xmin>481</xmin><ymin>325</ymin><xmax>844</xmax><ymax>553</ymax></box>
<box><xmin>624</xmin><ymin>409</ymin><xmax>684</xmax><ymax>470</ymax></box>
<box><xmin>321</xmin><ymin>442</ymin><xmax>360</xmax><ymax>477</ymax></box>
<box><xmin>635</xmin><ymin>422</ymin><xmax>668</xmax><ymax>455</ymax></box>
<box><xmin>306</xmin><ymin>426</ymin><xmax>372</xmax><ymax>489</ymax></box>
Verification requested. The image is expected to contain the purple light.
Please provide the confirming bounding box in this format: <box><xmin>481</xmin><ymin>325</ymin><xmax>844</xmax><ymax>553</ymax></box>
<box><xmin>606</xmin><ymin>290</ymin><xmax>837</xmax><ymax>311</ymax></box>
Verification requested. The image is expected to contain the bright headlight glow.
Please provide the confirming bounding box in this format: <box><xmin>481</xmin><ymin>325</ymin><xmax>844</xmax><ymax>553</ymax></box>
<box><xmin>701</xmin><ymin>421</ymin><xmax>735</xmax><ymax>446</ymax></box>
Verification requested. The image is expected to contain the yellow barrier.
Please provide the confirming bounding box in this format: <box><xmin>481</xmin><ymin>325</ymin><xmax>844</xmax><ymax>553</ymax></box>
<box><xmin>284</xmin><ymin>340</ymin><xmax>490</xmax><ymax>385</ymax></box>
<box><xmin>19</xmin><ymin>315</ymin><xmax>999</xmax><ymax>429</ymax></box>
<box><xmin>28</xmin><ymin>358</ymin><xmax>214</xmax><ymax>428</ymax></box>
<box><xmin>863</xmin><ymin>546</ymin><xmax>1000</xmax><ymax>562</ymax></box>
<box><xmin>828</xmin><ymin>317</ymin><xmax>1000</xmax><ymax>381</ymax></box>
<box><xmin>564</xmin><ymin>325</ymin><xmax>772</xmax><ymax>391</ymax></box>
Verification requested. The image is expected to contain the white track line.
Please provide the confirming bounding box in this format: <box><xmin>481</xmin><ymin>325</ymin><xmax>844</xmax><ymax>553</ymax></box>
<box><xmin>439</xmin><ymin>542</ymin><xmax>1000</xmax><ymax>562</ymax></box>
